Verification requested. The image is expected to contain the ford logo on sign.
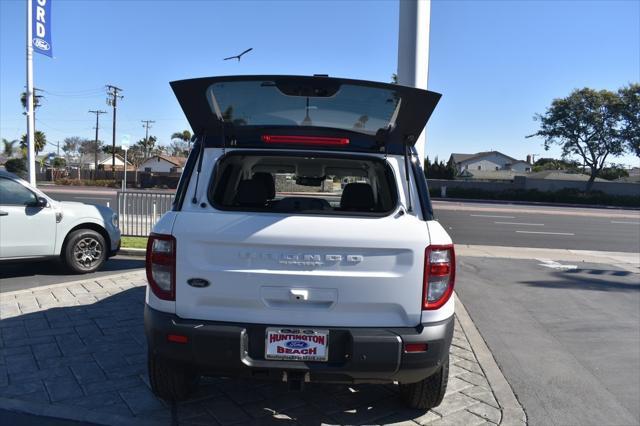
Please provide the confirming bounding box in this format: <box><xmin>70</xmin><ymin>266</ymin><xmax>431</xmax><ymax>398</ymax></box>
<box><xmin>33</xmin><ymin>38</ymin><xmax>50</xmax><ymax>51</ymax></box>
<box><xmin>285</xmin><ymin>341</ymin><xmax>309</xmax><ymax>349</ymax></box>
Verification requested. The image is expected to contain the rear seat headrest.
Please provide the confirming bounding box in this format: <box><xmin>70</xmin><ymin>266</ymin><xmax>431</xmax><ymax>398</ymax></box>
<box><xmin>252</xmin><ymin>172</ymin><xmax>276</xmax><ymax>199</ymax></box>
<box><xmin>235</xmin><ymin>179</ymin><xmax>268</xmax><ymax>207</ymax></box>
<box><xmin>340</xmin><ymin>183</ymin><xmax>374</xmax><ymax>211</ymax></box>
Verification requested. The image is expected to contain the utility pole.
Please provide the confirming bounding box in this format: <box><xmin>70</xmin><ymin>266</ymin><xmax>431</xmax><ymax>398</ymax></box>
<box><xmin>106</xmin><ymin>85</ymin><xmax>123</xmax><ymax>179</ymax></box>
<box><xmin>141</xmin><ymin>120</ymin><xmax>155</xmax><ymax>157</ymax></box>
<box><xmin>89</xmin><ymin>110</ymin><xmax>107</xmax><ymax>179</ymax></box>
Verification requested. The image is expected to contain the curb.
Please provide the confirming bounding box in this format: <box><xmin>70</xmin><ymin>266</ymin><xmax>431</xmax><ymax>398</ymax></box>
<box><xmin>1</xmin><ymin>270</ymin><xmax>146</xmax><ymax>297</ymax></box>
<box><xmin>454</xmin><ymin>294</ymin><xmax>527</xmax><ymax>425</ymax></box>
<box><xmin>119</xmin><ymin>247</ymin><xmax>146</xmax><ymax>257</ymax></box>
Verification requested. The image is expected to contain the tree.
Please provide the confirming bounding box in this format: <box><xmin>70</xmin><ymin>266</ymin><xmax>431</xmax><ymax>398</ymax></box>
<box><xmin>102</xmin><ymin>144</ymin><xmax>125</xmax><ymax>158</ymax></box>
<box><xmin>598</xmin><ymin>165</ymin><xmax>629</xmax><ymax>181</ymax></box>
<box><xmin>20</xmin><ymin>91</ymin><xmax>43</xmax><ymax>112</ymax></box>
<box><xmin>4</xmin><ymin>158</ymin><xmax>27</xmax><ymax>177</ymax></box>
<box><xmin>62</xmin><ymin>136</ymin><xmax>83</xmax><ymax>164</ymax></box>
<box><xmin>78</xmin><ymin>139</ymin><xmax>98</xmax><ymax>176</ymax></box>
<box><xmin>2</xmin><ymin>139</ymin><xmax>17</xmax><ymax>157</ymax></box>
<box><xmin>52</xmin><ymin>157</ymin><xmax>66</xmax><ymax>168</ymax></box>
<box><xmin>171</xmin><ymin>130</ymin><xmax>192</xmax><ymax>150</ymax></box>
<box><xmin>618</xmin><ymin>83</ymin><xmax>639</xmax><ymax>157</ymax></box>
<box><xmin>528</xmin><ymin>87</ymin><xmax>628</xmax><ymax>191</ymax></box>
<box><xmin>169</xmin><ymin>139</ymin><xmax>188</xmax><ymax>157</ymax></box>
<box><xmin>137</xmin><ymin>135</ymin><xmax>157</xmax><ymax>158</ymax></box>
<box><xmin>125</xmin><ymin>144</ymin><xmax>146</xmax><ymax>183</ymax></box>
<box><xmin>532</xmin><ymin>157</ymin><xmax>580</xmax><ymax>172</ymax></box>
<box><xmin>20</xmin><ymin>131</ymin><xmax>47</xmax><ymax>155</ymax></box>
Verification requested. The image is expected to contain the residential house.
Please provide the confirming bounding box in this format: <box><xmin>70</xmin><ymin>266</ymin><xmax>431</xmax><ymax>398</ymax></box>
<box><xmin>66</xmin><ymin>153</ymin><xmax>129</xmax><ymax>171</ymax></box>
<box><xmin>138</xmin><ymin>155</ymin><xmax>187</xmax><ymax>174</ymax></box>
<box><xmin>449</xmin><ymin>151</ymin><xmax>532</xmax><ymax>174</ymax></box>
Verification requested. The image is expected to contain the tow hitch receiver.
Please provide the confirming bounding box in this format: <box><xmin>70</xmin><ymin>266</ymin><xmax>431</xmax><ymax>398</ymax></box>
<box><xmin>282</xmin><ymin>371</ymin><xmax>310</xmax><ymax>391</ymax></box>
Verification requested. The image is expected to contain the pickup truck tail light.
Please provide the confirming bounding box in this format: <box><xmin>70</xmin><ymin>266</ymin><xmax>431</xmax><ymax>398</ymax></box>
<box><xmin>146</xmin><ymin>233</ymin><xmax>176</xmax><ymax>301</ymax></box>
<box><xmin>423</xmin><ymin>245</ymin><xmax>455</xmax><ymax>310</ymax></box>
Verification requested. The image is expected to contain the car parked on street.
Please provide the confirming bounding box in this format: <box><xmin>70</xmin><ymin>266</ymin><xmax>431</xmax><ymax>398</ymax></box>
<box><xmin>144</xmin><ymin>75</ymin><xmax>454</xmax><ymax>410</ymax></box>
<box><xmin>0</xmin><ymin>170</ymin><xmax>121</xmax><ymax>273</ymax></box>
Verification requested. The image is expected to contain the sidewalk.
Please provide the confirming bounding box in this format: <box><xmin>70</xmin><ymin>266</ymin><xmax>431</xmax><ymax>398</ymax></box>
<box><xmin>0</xmin><ymin>272</ymin><xmax>525</xmax><ymax>426</ymax></box>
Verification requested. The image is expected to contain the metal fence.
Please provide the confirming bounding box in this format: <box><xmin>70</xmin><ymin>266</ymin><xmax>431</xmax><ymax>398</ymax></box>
<box><xmin>117</xmin><ymin>191</ymin><xmax>174</xmax><ymax>236</ymax></box>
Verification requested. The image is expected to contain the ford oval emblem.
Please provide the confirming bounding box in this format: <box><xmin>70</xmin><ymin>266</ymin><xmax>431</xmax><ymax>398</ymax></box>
<box><xmin>33</xmin><ymin>38</ymin><xmax>50</xmax><ymax>51</ymax></box>
<box><xmin>285</xmin><ymin>341</ymin><xmax>309</xmax><ymax>349</ymax></box>
<box><xmin>187</xmin><ymin>278</ymin><xmax>210</xmax><ymax>288</ymax></box>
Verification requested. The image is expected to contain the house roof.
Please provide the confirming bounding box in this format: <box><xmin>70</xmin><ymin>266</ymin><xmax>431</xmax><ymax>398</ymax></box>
<box><xmin>450</xmin><ymin>151</ymin><xmax>520</xmax><ymax>164</ymax></box>
<box><xmin>142</xmin><ymin>155</ymin><xmax>187</xmax><ymax>167</ymax></box>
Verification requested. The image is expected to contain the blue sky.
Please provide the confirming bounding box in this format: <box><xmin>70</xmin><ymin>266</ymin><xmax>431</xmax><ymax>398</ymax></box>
<box><xmin>1</xmin><ymin>0</ymin><xmax>638</xmax><ymax>167</ymax></box>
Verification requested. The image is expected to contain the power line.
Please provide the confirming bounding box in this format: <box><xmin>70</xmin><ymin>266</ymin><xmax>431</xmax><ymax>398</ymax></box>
<box><xmin>106</xmin><ymin>84</ymin><xmax>123</xmax><ymax>178</ymax></box>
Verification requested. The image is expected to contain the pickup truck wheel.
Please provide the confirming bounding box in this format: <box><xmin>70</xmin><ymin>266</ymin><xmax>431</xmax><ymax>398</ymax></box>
<box><xmin>400</xmin><ymin>355</ymin><xmax>449</xmax><ymax>410</ymax></box>
<box><xmin>148</xmin><ymin>352</ymin><xmax>199</xmax><ymax>401</ymax></box>
<box><xmin>63</xmin><ymin>229</ymin><xmax>106</xmax><ymax>274</ymax></box>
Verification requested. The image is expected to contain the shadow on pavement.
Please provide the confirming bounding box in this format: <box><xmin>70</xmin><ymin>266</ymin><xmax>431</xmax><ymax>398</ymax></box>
<box><xmin>0</xmin><ymin>286</ymin><xmax>418</xmax><ymax>425</ymax></box>
<box><xmin>519</xmin><ymin>268</ymin><xmax>639</xmax><ymax>292</ymax></box>
<box><xmin>0</xmin><ymin>257</ymin><xmax>144</xmax><ymax>280</ymax></box>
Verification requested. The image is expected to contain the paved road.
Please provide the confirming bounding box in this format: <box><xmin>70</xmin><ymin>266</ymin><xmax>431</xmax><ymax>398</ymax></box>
<box><xmin>456</xmin><ymin>256</ymin><xmax>640</xmax><ymax>426</ymax></box>
<box><xmin>0</xmin><ymin>255</ymin><xmax>144</xmax><ymax>293</ymax></box>
<box><xmin>433</xmin><ymin>202</ymin><xmax>640</xmax><ymax>253</ymax></box>
<box><xmin>41</xmin><ymin>186</ymin><xmax>640</xmax><ymax>253</ymax></box>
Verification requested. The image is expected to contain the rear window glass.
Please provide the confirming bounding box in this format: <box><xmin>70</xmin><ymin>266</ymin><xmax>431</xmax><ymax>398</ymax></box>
<box><xmin>207</xmin><ymin>80</ymin><xmax>401</xmax><ymax>136</ymax></box>
<box><xmin>209</xmin><ymin>153</ymin><xmax>397</xmax><ymax>216</ymax></box>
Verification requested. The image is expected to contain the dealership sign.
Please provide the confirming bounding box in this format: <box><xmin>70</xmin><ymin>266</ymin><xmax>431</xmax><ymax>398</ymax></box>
<box><xmin>32</xmin><ymin>0</ymin><xmax>52</xmax><ymax>57</ymax></box>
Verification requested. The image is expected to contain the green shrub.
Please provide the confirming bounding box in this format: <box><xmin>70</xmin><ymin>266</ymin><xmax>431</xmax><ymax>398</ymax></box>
<box><xmin>429</xmin><ymin>187</ymin><xmax>640</xmax><ymax>207</ymax></box>
<box><xmin>54</xmin><ymin>178</ymin><xmax>119</xmax><ymax>188</ymax></box>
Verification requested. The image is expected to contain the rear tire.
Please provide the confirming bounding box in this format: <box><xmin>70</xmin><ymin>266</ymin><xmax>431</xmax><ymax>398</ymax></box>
<box><xmin>148</xmin><ymin>351</ymin><xmax>199</xmax><ymax>401</ymax></box>
<box><xmin>400</xmin><ymin>355</ymin><xmax>449</xmax><ymax>410</ymax></box>
<box><xmin>63</xmin><ymin>229</ymin><xmax>107</xmax><ymax>274</ymax></box>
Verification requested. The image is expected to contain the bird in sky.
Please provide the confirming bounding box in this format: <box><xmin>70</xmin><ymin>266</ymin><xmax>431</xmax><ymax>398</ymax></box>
<box><xmin>224</xmin><ymin>48</ymin><xmax>253</xmax><ymax>62</ymax></box>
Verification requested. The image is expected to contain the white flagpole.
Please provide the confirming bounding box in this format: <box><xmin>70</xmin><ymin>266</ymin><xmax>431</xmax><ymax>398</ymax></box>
<box><xmin>26</xmin><ymin>0</ymin><xmax>36</xmax><ymax>185</ymax></box>
<box><xmin>397</xmin><ymin>0</ymin><xmax>431</xmax><ymax>162</ymax></box>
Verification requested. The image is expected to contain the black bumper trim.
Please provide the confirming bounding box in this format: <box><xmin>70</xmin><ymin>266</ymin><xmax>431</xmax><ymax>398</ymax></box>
<box><xmin>144</xmin><ymin>305</ymin><xmax>454</xmax><ymax>384</ymax></box>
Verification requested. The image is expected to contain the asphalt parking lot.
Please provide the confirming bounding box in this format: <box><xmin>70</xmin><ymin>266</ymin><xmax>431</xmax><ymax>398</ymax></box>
<box><xmin>0</xmin><ymin>255</ymin><xmax>144</xmax><ymax>293</ymax></box>
<box><xmin>456</xmin><ymin>256</ymin><xmax>639</xmax><ymax>426</ymax></box>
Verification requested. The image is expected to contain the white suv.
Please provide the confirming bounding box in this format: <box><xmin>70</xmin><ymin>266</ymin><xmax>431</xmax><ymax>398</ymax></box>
<box><xmin>144</xmin><ymin>75</ymin><xmax>455</xmax><ymax>410</ymax></box>
<box><xmin>0</xmin><ymin>170</ymin><xmax>121</xmax><ymax>273</ymax></box>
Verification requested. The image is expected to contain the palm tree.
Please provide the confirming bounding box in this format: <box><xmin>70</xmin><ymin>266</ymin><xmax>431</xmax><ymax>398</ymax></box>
<box><xmin>171</xmin><ymin>130</ymin><xmax>192</xmax><ymax>150</ymax></box>
<box><xmin>20</xmin><ymin>91</ymin><xmax>44</xmax><ymax>122</ymax></box>
<box><xmin>20</xmin><ymin>131</ymin><xmax>47</xmax><ymax>155</ymax></box>
<box><xmin>2</xmin><ymin>139</ymin><xmax>17</xmax><ymax>157</ymax></box>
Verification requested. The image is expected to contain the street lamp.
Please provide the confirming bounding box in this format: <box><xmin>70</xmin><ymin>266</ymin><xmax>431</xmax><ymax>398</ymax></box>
<box><xmin>122</xmin><ymin>144</ymin><xmax>129</xmax><ymax>192</ymax></box>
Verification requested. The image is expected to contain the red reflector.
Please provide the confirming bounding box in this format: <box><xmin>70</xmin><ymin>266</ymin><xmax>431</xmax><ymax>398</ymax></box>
<box><xmin>404</xmin><ymin>343</ymin><xmax>428</xmax><ymax>353</ymax></box>
<box><xmin>261</xmin><ymin>135</ymin><xmax>349</xmax><ymax>146</ymax></box>
<box><xmin>167</xmin><ymin>334</ymin><xmax>188</xmax><ymax>344</ymax></box>
<box><xmin>429</xmin><ymin>263</ymin><xmax>451</xmax><ymax>276</ymax></box>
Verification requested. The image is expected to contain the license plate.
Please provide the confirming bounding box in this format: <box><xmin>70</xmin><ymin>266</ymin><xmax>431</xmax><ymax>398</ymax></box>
<box><xmin>265</xmin><ymin>328</ymin><xmax>329</xmax><ymax>362</ymax></box>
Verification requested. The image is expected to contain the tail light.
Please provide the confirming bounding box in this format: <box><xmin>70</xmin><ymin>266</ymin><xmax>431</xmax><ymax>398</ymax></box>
<box><xmin>261</xmin><ymin>135</ymin><xmax>350</xmax><ymax>146</ymax></box>
<box><xmin>146</xmin><ymin>233</ymin><xmax>176</xmax><ymax>301</ymax></box>
<box><xmin>423</xmin><ymin>245</ymin><xmax>455</xmax><ymax>310</ymax></box>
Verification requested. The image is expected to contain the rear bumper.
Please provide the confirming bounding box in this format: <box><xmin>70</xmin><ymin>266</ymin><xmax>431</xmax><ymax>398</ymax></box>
<box><xmin>144</xmin><ymin>305</ymin><xmax>454</xmax><ymax>384</ymax></box>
